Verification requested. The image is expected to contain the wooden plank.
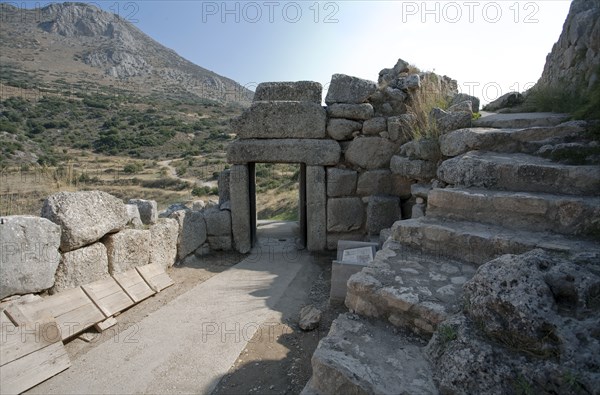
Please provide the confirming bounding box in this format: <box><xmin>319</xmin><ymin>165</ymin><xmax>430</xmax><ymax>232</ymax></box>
<box><xmin>113</xmin><ymin>269</ymin><xmax>155</xmax><ymax>303</ymax></box>
<box><xmin>82</xmin><ymin>278</ymin><xmax>134</xmax><ymax>318</ymax></box>
<box><xmin>94</xmin><ymin>316</ymin><xmax>117</xmax><ymax>332</ymax></box>
<box><xmin>1</xmin><ymin>316</ymin><xmax>62</xmax><ymax>367</ymax></box>
<box><xmin>4</xmin><ymin>288</ymin><xmax>105</xmax><ymax>340</ymax></box>
<box><xmin>0</xmin><ymin>341</ymin><xmax>70</xmax><ymax>395</ymax></box>
<box><xmin>137</xmin><ymin>264</ymin><xmax>174</xmax><ymax>292</ymax></box>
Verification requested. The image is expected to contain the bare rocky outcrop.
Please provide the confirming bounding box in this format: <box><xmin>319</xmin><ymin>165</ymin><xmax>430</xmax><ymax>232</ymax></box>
<box><xmin>41</xmin><ymin>190</ymin><xmax>128</xmax><ymax>252</ymax></box>
<box><xmin>537</xmin><ymin>0</ymin><xmax>600</xmax><ymax>94</ymax></box>
<box><xmin>0</xmin><ymin>216</ymin><xmax>61</xmax><ymax>299</ymax></box>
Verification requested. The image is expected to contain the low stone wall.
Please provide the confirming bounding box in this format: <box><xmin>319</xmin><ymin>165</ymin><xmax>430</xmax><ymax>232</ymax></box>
<box><xmin>0</xmin><ymin>190</ymin><xmax>234</xmax><ymax>300</ymax></box>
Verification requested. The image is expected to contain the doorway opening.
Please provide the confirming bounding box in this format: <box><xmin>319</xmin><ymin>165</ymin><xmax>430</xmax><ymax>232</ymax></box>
<box><xmin>249</xmin><ymin>163</ymin><xmax>307</xmax><ymax>249</ymax></box>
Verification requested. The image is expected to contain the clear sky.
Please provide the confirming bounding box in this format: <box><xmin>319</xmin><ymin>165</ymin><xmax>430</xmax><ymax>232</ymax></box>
<box><xmin>12</xmin><ymin>1</ymin><xmax>573</xmax><ymax>103</ymax></box>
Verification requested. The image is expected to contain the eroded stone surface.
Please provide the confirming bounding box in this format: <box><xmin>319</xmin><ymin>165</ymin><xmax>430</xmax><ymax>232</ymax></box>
<box><xmin>345</xmin><ymin>137</ymin><xmax>396</xmax><ymax>170</ymax></box>
<box><xmin>52</xmin><ymin>242</ymin><xmax>109</xmax><ymax>293</ymax></box>
<box><xmin>228</xmin><ymin>139</ymin><xmax>341</xmax><ymax>166</ymax></box>
<box><xmin>104</xmin><ymin>228</ymin><xmax>151</xmax><ymax>274</ymax></box>
<box><xmin>253</xmin><ymin>81</ymin><xmax>322</xmax><ymax>103</ymax></box>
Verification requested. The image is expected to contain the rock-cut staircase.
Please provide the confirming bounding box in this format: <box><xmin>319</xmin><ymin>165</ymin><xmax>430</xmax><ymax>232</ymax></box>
<box><xmin>302</xmin><ymin>116</ymin><xmax>600</xmax><ymax>394</ymax></box>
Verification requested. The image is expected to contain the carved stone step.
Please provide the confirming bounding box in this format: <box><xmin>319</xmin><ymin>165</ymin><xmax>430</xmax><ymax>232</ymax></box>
<box><xmin>346</xmin><ymin>241</ymin><xmax>476</xmax><ymax>336</ymax></box>
<box><xmin>427</xmin><ymin>187</ymin><xmax>600</xmax><ymax>236</ymax></box>
<box><xmin>301</xmin><ymin>313</ymin><xmax>437</xmax><ymax>395</ymax></box>
<box><xmin>437</xmin><ymin>151</ymin><xmax>600</xmax><ymax>196</ymax></box>
<box><xmin>390</xmin><ymin>217</ymin><xmax>600</xmax><ymax>265</ymax></box>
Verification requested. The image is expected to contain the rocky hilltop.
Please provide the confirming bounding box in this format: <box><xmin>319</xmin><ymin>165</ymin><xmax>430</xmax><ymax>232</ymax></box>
<box><xmin>0</xmin><ymin>2</ymin><xmax>252</xmax><ymax>104</ymax></box>
<box><xmin>537</xmin><ymin>0</ymin><xmax>600</xmax><ymax>94</ymax></box>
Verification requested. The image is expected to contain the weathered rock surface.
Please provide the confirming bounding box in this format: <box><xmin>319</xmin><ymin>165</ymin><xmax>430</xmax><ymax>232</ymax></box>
<box><xmin>346</xmin><ymin>241</ymin><xmax>475</xmax><ymax>335</ymax></box>
<box><xmin>327</xmin><ymin>168</ymin><xmax>357</xmax><ymax>197</ymax></box>
<box><xmin>127</xmin><ymin>199</ymin><xmax>158</xmax><ymax>225</ymax></box>
<box><xmin>356</xmin><ymin>170</ymin><xmax>392</xmax><ymax>196</ymax></box>
<box><xmin>207</xmin><ymin>236</ymin><xmax>232</xmax><ymax>251</ymax></box>
<box><xmin>362</xmin><ymin>117</ymin><xmax>387</xmax><ymax>135</ymax></box>
<box><xmin>387</xmin><ymin>114</ymin><xmax>416</xmax><ymax>143</ymax></box>
<box><xmin>391</xmin><ymin>216</ymin><xmax>599</xmax><ymax>265</ymax></box>
<box><xmin>427</xmin><ymin>250</ymin><xmax>600</xmax><ymax>395</ymax></box>
<box><xmin>103</xmin><ymin>228</ymin><xmax>151</xmax><ymax>274</ymax></box>
<box><xmin>228</xmin><ymin>139</ymin><xmax>341</xmax><ymax>166</ymax></box>
<box><xmin>204</xmin><ymin>208</ymin><xmax>231</xmax><ymax>236</ymax></box>
<box><xmin>437</xmin><ymin>151</ymin><xmax>600</xmax><ymax>196</ymax></box>
<box><xmin>41</xmin><ymin>190</ymin><xmax>128</xmax><ymax>252</ymax></box>
<box><xmin>366</xmin><ymin>195</ymin><xmax>401</xmax><ymax>235</ymax></box>
<box><xmin>327</xmin><ymin>198</ymin><xmax>364</xmax><ymax>232</ymax></box>
<box><xmin>230</xmin><ymin>164</ymin><xmax>251</xmax><ymax>253</ymax></box>
<box><xmin>430</xmin><ymin>108</ymin><xmax>471</xmax><ymax>133</ymax></box>
<box><xmin>218</xmin><ymin>169</ymin><xmax>231</xmax><ymax>205</ymax></box>
<box><xmin>450</xmin><ymin>93</ymin><xmax>480</xmax><ymax>113</ymax></box>
<box><xmin>253</xmin><ymin>81</ymin><xmax>322</xmax><ymax>103</ymax></box>
<box><xmin>345</xmin><ymin>137</ymin><xmax>396</xmax><ymax>169</ymax></box>
<box><xmin>0</xmin><ymin>216</ymin><xmax>61</xmax><ymax>299</ymax></box>
<box><xmin>327</xmin><ymin>103</ymin><xmax>374</xmax><ymax>120</ymax></box>
<box><xmin>439</xmin><ymin>122</ymin><xmax>588</xmax><ymax>157</ymax></box>
<box><xmin>427</xmin><ymin>187</ymin><xmax>600</xmax><ymax>236</ymax></box>
<box><xmin>396</xmin><ymin>74</ymin><xmax>421</xmax><ymax>91</ymax></box>
<box><xmin>306</xmin><ymin>166</ymin><xmax>327</xmax><ymax>251</ymax></box>
<box><xmin>327</xmin><ymin>118</ymin><xmax>362</xmax><ymax>141</ymax></box>
<box><xmin>232</xmin><ymin>101</ymin><xmax>326</xmax><ymax>139</ymax></box>
<box><xmin>169</xmin><ymin>210</ymin><xmax>207</xmax><ymax>260</ymax></box>
<box><xmin>52</xmin><ymin>242</ymin><xmax>109</xmax><ymax>293</ymax></box>
<box><xmin>325</xmin><ymin>74</ymin><xmax>377</xmax><ymax>104</ymax></box>
<box><xmin>303</xmin><ymin>313</ymin><xmax>437</xmax><ymax>395</ymax></box>
<box><xmin>399</xmin><ymin>139</ymin><xmax>441</xmax><ymax>161</ymax></box>
<box><xmin>299</xmin><ymin>305</ymin><xmax>322</xmax><ymax>331</ymax></box>
<box><xmin>390</xmin><ymin>156</ymin><xmax>437</xmax><ymax>180</ymax></box>
<box><xmin>149</xmin><ymin>218</ymin><xmax>179</xmax><ymax>269</ymax></box>
<box><xmin>482</xmin><ymin>92</ymin><xmax>524</xmax><ymax>112</ymax></box>
<box><xmin>125</xmin><ymin>204</ymin><xmax>143</xmax><ymax>228</ymax></box>
<box><xmin>473</xmin><ymin>112</ymin><xmax>569</xmax><ymax>129</ymax></box>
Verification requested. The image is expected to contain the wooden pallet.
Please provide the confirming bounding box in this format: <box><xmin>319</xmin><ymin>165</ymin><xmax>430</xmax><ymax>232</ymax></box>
<box><xmin>136</xmin><ymin>263</ymin><xmax>174</xmax><ymax>292</ymax></box>
<box><xmin>0</xmin><ymin>311</ymin><xmax>70</xmax><ymax>395</ymax></box>
<box><xmin>82</xmin><ymin>277</ymin><xmax>134</xmax><ymax>318</ymax></box>
<box><xmin>113</xmin><ymin>269</ymin><xmax>156</xmax><ymax>303</ymax></box>
<box><xmin>5</xmin><ymin>287</ymin><xmax>105</xmax><ymax>340</ymax></box>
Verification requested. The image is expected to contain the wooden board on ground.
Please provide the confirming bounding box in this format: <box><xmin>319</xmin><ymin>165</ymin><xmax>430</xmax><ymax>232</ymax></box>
<box><xmin>1</xmin><ymin>314</ymin><xmax>62</xmax><ymax>366</ymax></box>
<box><xmin>113</xmin><ymin>269</ymin><xmax>156</xmax><ymax>302</ymax></box>
<box><xmin>4</xmin><ymin>287</ymin><xmax>105</xmax><ymax>340</ymax></box>
<box><xmin>0</xmin><ymin>341</ymin><xmax>70</xmax><ymax>395</ymax></box>
<box><xmin>94</xmin><ymin>316</ymin><xmax>117</xmax><ymax>332</ymax></box>
<box><xmin>136</xmin><ymin>263</ymin><xmax>174</xmax><ymax>292</ymax></box>
<box><xmin>82</xmin><ymin>277</ymin><xmax>135</xmax><ymax>318</ymax></box>
<box><xmin>0</xmin><ymin>311</ymin><xmax>70</xmax><ymax>394</ymax></box>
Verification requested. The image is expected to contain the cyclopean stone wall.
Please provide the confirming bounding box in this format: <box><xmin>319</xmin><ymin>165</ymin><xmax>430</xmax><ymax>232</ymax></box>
<box><xmin>227</xmin><ymin>59</ymin><xmax>468</xmax><ymax>252</ymax></box>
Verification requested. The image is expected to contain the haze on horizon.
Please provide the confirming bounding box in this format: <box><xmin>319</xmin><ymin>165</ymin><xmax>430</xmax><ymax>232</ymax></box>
<box><xmin>13</xmin><ymin>0</ymin><xmax>573</xmax><ymax>104</ymax></box>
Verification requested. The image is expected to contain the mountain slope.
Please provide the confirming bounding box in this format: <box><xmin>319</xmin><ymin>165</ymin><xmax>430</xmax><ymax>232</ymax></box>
<box><xmin>0</xmin><ymin>2</ymin><xmax>252</xmax><ymax>105</ymax></box>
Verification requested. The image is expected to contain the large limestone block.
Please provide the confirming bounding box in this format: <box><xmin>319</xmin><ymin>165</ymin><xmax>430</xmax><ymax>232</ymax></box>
<box><xmin>327</xmin><ymin>197</ymin><xmax>364</xmax><ymax>232</ymax></box>
<box><xmin>399</xmin><ymin>139</ymin><xmax>441</xmax><ymax>161</ymax></box>
<box><xmin>327</xmin><ymin>103</ymin><xmax>374</xmax><ymax>120</ymax></box>
<box><xmin>218</xmin><ymin>169</ymin><xmax>231</xmax><ymax>205</ymax></box>
<box><xmin>230</xmin><ymin>165</ymin><xmax>251</xmax><ymax>253</ymax></box>
<box><xmin>207</xmin><ymin>236</ymin><xmax>233</xmax><ymax>251</ymax></box>
<box><xmin>345</xmin><ymin>137</ymin><xmax>396</xmax><ymax>170</ymax></box>
<box><xmin>307</xmin><ymin>166</ymin><xmax>327</xmax><ymax>251</ymax></box>
<box><xmin>228</xmin><ymin>139</ymin><xmax>341</xmax><ymax>166</ymax></box>
<box><xmin>0</xmin><ymin>216</ymin><xmax>61</xmax><ymax>299</ymax></box>
<box><xmin>430</xmin><ymin>108</ymin><xmax>472</xmax><ymax>133</ymax></box>
<box><xmin>232</xmin><ymin>101</ymin><xmax>326</xmax><ymax>139</ymax></box>
<box><xmin>450</xmin><ymin>93</ymin><xmax>480</xmax><ymax>112</ymax></box>
<box><xmin>42</xmin><ymin>190</ymin><xmax>128</xmax><ymax>252</ymax></box>
<box><xmin>356</xmin><ymin>170</ymin><xmax>392</xmax><ymax>196</ymax></box>
<box><xmin>362</xmin><ymin>117</ymin><xmax>387</xmax><ymax>135</ymax></box>
<box><xmin>327</xmin><ymin>168</ymin><xmax>357</xmax><ymax>197</ymax></box>
<box><xmin>327</xmin><ymin>118</ymin><xmax>362</xmax><ymax>141</ymax></box>
<box><xmin>103</xmin><ymin>229</ymin><xmax>151</xmax><ymax>274</ymax></box>
<box><xmin>149</xmin><ymin>218</ymin><xmax>179</xmax><ymax>269</ymax></box>
<box><xmin>52</xmin><ymin>242</ymin><xmax>109</xmax><ymax>293</ymax></box>
<box><xmin>204</xmin><ymin>208</ymin><xmax>232</xmax><ymax>236</ymax></box>
<box><xmin>125</xmin><ymin>204</ymin><xmax>143</xmax><ymax>229</ymax></box>
<box><xmin>367</xmin><ymin>196</ymin><xmax>402</xmax><ymax>235</ymax></box>
<box><xmin>387</xmin><ymin>114</ymin><xmax>416</xmax><ymax>144</ymax></box>
<box><xmin>253</xmin><ymin>81</ymin><xmax>322</xmax><ymax>103</ymax></box>
<box><xmin>127</xmin><ymin>199</ymin><xmax>158</xmax><ymax>225</ymax></box>
<box><xmin>169</xmin><ymin>210</ymin><xmax>207</xmax><ymax>260</ymax></box>
<box><xmin>325</xmin><ymin>74</ymin><xmax>377</xmax><ymax>104</ymax></box>
<box><xmin>390</xmin><ymin>156</ymin><xmax>437</xmax><ymax>180</ymax></box>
